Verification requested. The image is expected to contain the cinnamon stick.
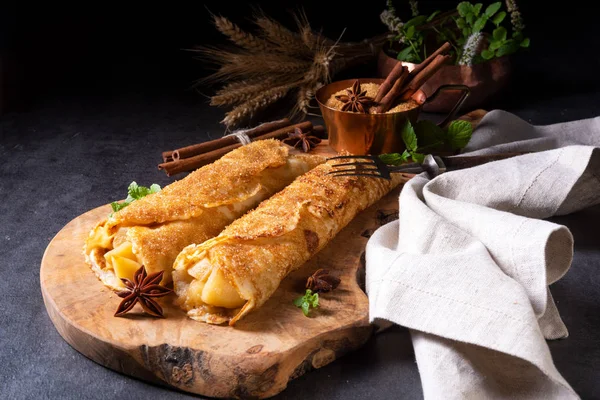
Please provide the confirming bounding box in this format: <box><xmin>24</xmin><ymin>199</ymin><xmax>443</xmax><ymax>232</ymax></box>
<box><xmin>374</xmin><ymin>42</ymin><xmax>451</xmax><ymax>113</ymax></box>
<box><xmin>374</xmin><ymin>65</ymin><xmax>407</xmax><ymax>103</ymax></box>
<box><xmin>375</xmin><ymin>67</ymin><xmax>410</xmax><ymax>113</ymax></box>
<box><xmin>404</xmin><ymin>42</ymin><xmax>451</xmax><ymax>85</ymax></box>
<box><xmin>158</xmin><ymin>121</ymin><xmax>313</xmax><ymax>176</ymax></box>
<box><xmin>171</xmin><ymin>118</ymin><xmax>291</xmax><ymax>161</ymax></box>
<box><xmin>399</xmin><ymin>54</ymin><xmax>450</xmax><ymax>101</ymax></box>
<box><xmin>162</xmin><ymin>151</ymin><xmax>174</xmax><ymax>163</ymax></box>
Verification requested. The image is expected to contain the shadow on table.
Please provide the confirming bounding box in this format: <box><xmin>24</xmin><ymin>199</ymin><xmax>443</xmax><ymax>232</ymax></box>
<box><xmin>546</xmin><ymin>204</ymin><xmax>600</xmax><ymax>398</ymax></box>
<box><xmin>278</xmin><ymin>325</ymin><xmax>422</xmax><ymax>400</ymax></box>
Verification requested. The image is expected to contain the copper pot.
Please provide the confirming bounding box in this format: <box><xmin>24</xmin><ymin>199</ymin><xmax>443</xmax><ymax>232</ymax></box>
<box><xmin>316</xmin><ymin>78</ymin><xmax>469</xmax><ymax>155</ymax></box>
<box><xmin>376</xmin><ymin>48</ymin><xmax>511</xmax><ymax>113</ymax></box>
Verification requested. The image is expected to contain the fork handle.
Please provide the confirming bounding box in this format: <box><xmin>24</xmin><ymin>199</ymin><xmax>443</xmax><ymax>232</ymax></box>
<box><xmin>441</xmin><ymin>152</ymin><xmax>530</xmax><ymax>170</ymax></box>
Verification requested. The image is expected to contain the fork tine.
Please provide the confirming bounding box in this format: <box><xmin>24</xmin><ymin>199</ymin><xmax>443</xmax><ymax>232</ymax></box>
<box><xmin>330</xmin><ymin>161</ymin><xmax>377</xmax><ymax>168</ymax></box>
<box><xmin>327</xmin><ymin>172</ymin><xmax>391</xmax><ymax>180</ymax></box>
<box><xmin>327</xmin><ymin>167</ymin><xmax>380</xmax><ymax>174</ymax></box>
<box><xmin>327</xmin><ymin>155</ymin><xmax>378</xmax><ymax>160</ymax></box>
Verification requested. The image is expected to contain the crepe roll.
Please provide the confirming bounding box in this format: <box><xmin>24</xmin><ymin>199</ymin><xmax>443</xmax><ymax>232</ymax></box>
<box><xmin>172</xmin><ymin>160</ymin><xmax>404</xmax><ymax>325</ymax></box>
<box><xmin>84</xmin><ymin>139</ymin><xmax>325</xmax><ymax>291</ymax></box>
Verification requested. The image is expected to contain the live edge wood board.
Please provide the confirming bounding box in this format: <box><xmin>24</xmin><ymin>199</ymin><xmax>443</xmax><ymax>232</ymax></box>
<box><xmin>40</xmin><ymin>109</ymin><xmax>488</xmax><ymax>399</ymax></box>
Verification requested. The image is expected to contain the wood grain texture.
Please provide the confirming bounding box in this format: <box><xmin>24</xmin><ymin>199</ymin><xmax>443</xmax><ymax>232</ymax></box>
<box><xmin>41</xmin><ymin>187</ymin><xmax>404</xmax><ymax>399</ymax></box>
<box><xmin>40</xmin><ymin>110</ymin><xmax>487</xmax><ymax>399</ymax></box>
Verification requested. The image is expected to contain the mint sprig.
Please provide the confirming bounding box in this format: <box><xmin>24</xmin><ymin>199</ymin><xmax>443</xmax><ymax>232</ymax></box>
<box><xmin>293</xmin><ymin>289</ymin><xmax>319</xmax><ymax>317</ymax></box>
<box><xmin>110</xmin><ymin>181</ymin><xmax>161</xmax><ymax>215</ymax></box>
<box><xmin>379</xmin><ymin>119</ymin><xmax>473</xmax><ymax>166</ymax></box>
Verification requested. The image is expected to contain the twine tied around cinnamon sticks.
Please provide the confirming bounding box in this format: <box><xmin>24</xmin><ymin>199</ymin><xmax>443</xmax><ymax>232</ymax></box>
<box><xmin>158</xmin><ymin>118</ymin><xmax>325</xmax><ymax>176</ymax></box>
<box><xmin>374</xmin><ymin>42</ymin><xmax>452</xmax><ymax>113</ymax></box>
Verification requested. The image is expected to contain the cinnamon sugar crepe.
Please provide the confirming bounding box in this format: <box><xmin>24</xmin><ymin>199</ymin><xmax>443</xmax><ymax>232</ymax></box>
<box><xmin>84</xmin><ymin>139</ymin><xmax>325</xmax><ymax>291</ymax></box>
<box><xmin>172</xmin><ymin>160</ymin><xmax>404</xmax><ymax>326</ymax></box>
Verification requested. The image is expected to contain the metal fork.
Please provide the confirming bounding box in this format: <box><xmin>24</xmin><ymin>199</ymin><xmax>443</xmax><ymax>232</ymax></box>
<box><xmin>327</xmin><ymin>152</ymin><xmax>530</xmax><ymax>180</ymax></box>
<box><xmin>326</xmin><ymin>154</ymin><xmax>446</xmax><ymax>180</ymax></box>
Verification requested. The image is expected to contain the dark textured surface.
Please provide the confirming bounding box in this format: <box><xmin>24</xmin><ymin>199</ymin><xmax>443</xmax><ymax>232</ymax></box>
<box><xmin>2</xmin><ymin>0</ymin><xmax>600</xmax><ymax>394</ymax></box>
<box><xmin>1</xmin><ymin>87</ymin><xmax>600</xmax><ymax>399</ymax></box>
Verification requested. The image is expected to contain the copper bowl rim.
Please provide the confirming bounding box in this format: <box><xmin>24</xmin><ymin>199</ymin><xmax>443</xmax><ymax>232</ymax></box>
<box><xmin>315</xmin><ymin>78</ymin><xmax>425</xmax><ymax>116</ymax></box>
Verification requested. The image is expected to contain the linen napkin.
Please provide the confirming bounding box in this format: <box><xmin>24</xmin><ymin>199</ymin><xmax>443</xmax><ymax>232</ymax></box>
<box><xmin>365</xmin><ymin>110</ymin><xmax>600</xmax><ymax>399</ymax></box>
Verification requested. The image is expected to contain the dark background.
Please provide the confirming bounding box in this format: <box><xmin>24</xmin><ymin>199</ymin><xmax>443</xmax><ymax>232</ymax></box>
<box><xmin>1</xmin><ymin>2</ymin><xmax>600</xmax><ymax>400</ymax></box>
<box><xmin>1</xmin><ymin>0</ymin><xmax>599</xmax><ymax>115</ymax></box>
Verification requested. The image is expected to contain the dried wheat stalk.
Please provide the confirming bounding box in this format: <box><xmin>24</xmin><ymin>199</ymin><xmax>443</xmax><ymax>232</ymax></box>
<box><xmin>192</xmin><ymin>11</ymin><xmax>387</xmax><ymax>128</ymax></box>
<box><xmin>211</xmin><ymin>78</ymin><xmax>281</xmax><ymax>106</ymax></box>
<box><xmin>213</xmin><ymin>15</ymin><xmax>272</xmax><ymax>52</ymax></box>
<box><xmin>221</xmin><ymin>83</ymin><xmax>295</xmax><ymax>128</ymax></box>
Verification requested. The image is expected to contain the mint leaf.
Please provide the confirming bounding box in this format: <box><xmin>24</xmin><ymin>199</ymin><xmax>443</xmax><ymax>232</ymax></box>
<box><xmin>473</xmin><ymin>3</ymin><xmax>482</xmax><ymax>16</ymax></box>
<box><xmin>426</xmin><ymin>10</ymin><xmax>441</xmax><ymax>22</ymax></box>
<box><xmin>492</xmin><ymin>11</ymin><xmax>506</xmax><ymax>26</ymax></box>
<box><xmin>405</xmin><ymin>25</ymin><xmax>415</xmax><ymax>40</ymax></box>
<box><xmin>496</xmin><ymin>40</ymin><xmax>520</xmax><ymax>57</ymax></box>
<box><xmin>485</xmin><ymin>2</ymin><xmax>501</xmax><ymax>17</ymax></box>
<box><xmin>405</xmin><ymin>15</ymin><xmax>427</xmax><ymax>28</ymax></box>
<box><xmin>457</xmin><ymin>2</ymin><xmax>471</xmax><ymax>17</ymax></box>
<box><xmin>488</xmin><ymin>40</ymin><xmax>502</xmax><ymax>51</ymax></box>
<box><xmin>481</xmin><ymin>49</ymin><xmax>495</xmax><ymax>59</ymax></box>
<box><xmin>310</xmin><ymin>292</ymin><xmax>320</xmax><ymax>308</ymax></box>
<box><xmin>472</xmin><ymin>16</ymin><xmax>487</xmax><ymax>32</ymax></box>
<box><xmin>111</xmin><ymin>201</ymin><xmax>130</xmax><ymax>213</ymax></box>
<box><xmin>294</xmin><ymin>289</ymin><xmax>320</xmax><ymax>317</ymax></box>
<box><xmin>401</xmin><ymin>121</ymin><xmax>418</xmax><ymax>153</ymax></box>
<box><xmin>493</xmin><ymin>26</ymin><xmax>507</xmax><ymax>41</ymax></box>
<box><xmin>447</xmin><ymin>120</ymin><xmax>473</xmax><ymax>149</ymax></box>
<box><xmin>128</xmin><ymin>181</ymin><xmax>161</xmax><ymax>200</ymax></box>
<box><xmin>301</xmin><ymin>302</ymin><xmax>310</xmax><ymax>317</ymax></box>
<box><xmin>379</xmin><ymin>151</ymin><xmax>410</xmax><ymax>166</ymax></box>
<box><xmin>411</xmin><ymin>152</ymin><xmax>425</xmax><ymax>163</ymax></box>
<box><xmin>397</xmin><ymin>46</ymin><xmax>414</xmax><ymax>61</ymax></box>
<box><xmin>415</xmin><ymin>120</ymin><xmax>446</xmax><ymax>147</ymax></box>
<box><xmin>127</xmin><ymin>181</ymin><xmax>140</xmax><ymax>198</ymax></box>
<box><xmin>466</xmin><ymin>13</ymin><xmax>475</xmax><ymax>25</ymax></box>
<box><xmin>520</xmin><ymin>38</ymin><xmax>530</xmax><ymax>48</ymax></box>
<box><xmin>110</xmin><ymin>181</ymin><xmax>162</xmax><ymax>216</ymax></box>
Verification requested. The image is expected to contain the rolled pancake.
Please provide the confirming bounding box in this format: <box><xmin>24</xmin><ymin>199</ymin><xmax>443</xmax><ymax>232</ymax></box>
<box><xmin>84</xmin><ymin>139</ymin><xmax>325</xmax><ymax>291</ymax></box>
<box><xmin>172</xmin><ymin>160</ymin><xmax>405</xmax><ymax>325</ymax></box>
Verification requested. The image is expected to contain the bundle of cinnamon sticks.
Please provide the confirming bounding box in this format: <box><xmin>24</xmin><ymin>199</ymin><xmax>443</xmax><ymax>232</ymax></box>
<box><xmin>158</xmin><ymin>118</ymin><xmax>325</xmax><ymax>176</ymax></box>
<box><xmin>374</xmin><ymin>42</ymin><xmax>452</xmax><ymax>113</ymax></box>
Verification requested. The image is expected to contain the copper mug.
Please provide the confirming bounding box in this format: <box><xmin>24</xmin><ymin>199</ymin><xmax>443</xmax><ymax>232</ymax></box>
<box><xmin>315</xmin><ymin>78</ymin><xmax>470</xmax><ymax>155</ymax></box>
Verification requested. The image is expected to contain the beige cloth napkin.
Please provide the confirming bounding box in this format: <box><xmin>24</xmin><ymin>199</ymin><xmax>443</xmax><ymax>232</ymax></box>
<box><xmin>366</xmin><ymin>110</ymin><xmax>600</xmax><ymax>399</ymax></box>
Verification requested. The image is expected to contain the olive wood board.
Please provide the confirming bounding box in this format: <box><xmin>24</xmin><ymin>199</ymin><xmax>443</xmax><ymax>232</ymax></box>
<box><xmin>40</xmin><ymin>109</ymin><xmax>488</xmax><ymax>399</ymax></box>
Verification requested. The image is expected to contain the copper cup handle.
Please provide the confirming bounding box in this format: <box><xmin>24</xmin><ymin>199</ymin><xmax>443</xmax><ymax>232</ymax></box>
<box><xmin>424</xmin><ymin>84</ymin><xmax>471</xmax><ymax>129</ymax></box>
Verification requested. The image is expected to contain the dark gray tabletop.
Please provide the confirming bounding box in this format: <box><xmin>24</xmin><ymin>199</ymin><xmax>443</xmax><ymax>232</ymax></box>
<box><xmin>2</xmin><ymin>0</ymin><xmax>600</xmax><ymax>396</ymax></box>
<box><xmin>1</xmin><ymin>87</ymin><xmax>599</xmax><ymax>399</ymax></box>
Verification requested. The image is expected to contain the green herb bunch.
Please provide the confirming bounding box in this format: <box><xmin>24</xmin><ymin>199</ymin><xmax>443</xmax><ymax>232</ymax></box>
<box><xmin>381</xmin><ymin>0</ymin><xmax>530</xmax><ymax>65</ymax></box>
<box><xmin>379</xmin><ymin>119</ymin><xmax>473</xmax><ymax>164</ymax></box>
<box><xmin>293</xmin><ymin>289</ymin><xmax>320</xmax><ymax>317</ymax></box>
<box><xmin>110</xmin><ymin>181</ymin><xmax>161</xmax><ymax>215</ymax></box>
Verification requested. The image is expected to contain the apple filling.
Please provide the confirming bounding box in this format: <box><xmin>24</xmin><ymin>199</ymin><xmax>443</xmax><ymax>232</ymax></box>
<box><xmin>184</xmin><ymin>259</ymin><xmax>245</xmax><ymax>310</ymax></box>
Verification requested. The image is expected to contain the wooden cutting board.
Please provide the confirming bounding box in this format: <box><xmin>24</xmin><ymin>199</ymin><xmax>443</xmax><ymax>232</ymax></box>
<box><xmin>41</xmin><ymin>109</ymin><xmax>488</xmax><ymax>399</ymax></box>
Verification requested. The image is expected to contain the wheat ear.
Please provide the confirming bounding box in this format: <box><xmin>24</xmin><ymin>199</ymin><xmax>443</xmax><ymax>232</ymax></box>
<box><xmin>211</xmin><ymin>78</ymin><xmax>281</xmax><ymax>106</ymax></box>
<box><xmin>213</xmin><ymin>15</ymin><xmax>271</xmax><ymax>52</ymax></box>
<box><xmin>197</xmin><ymin>48</ymin><xmax>311</xmax><ymax>81</ymax></box>
<box><xmin>222</xmin><ymin>84</ymin><xmax>293</xmax><ymax>128</ymax></box>
<box><xmin>253</xmin><ymin>15</ymin><xmax>309</xmax><ymax>55</ymax></box>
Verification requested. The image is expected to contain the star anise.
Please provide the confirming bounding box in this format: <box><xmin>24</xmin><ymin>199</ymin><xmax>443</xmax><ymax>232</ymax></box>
<box><xmin>306</xmin><ymin>269</ymin><xmax>341</xmax><ymax>293</ymax></box>
<box><xmin>283</xmin><ymin>127</ymin><xmax>322</xmax><ymax>153</ymax></box>
<box><xmin>335</xmin><ymin>80</ymin><xmax>375</xmax><ymax>113</ymax></box>
<box><xmin>114</xmin><ymin>265</ymin><xmax>173</xmax><ymax>318</ymax></box>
